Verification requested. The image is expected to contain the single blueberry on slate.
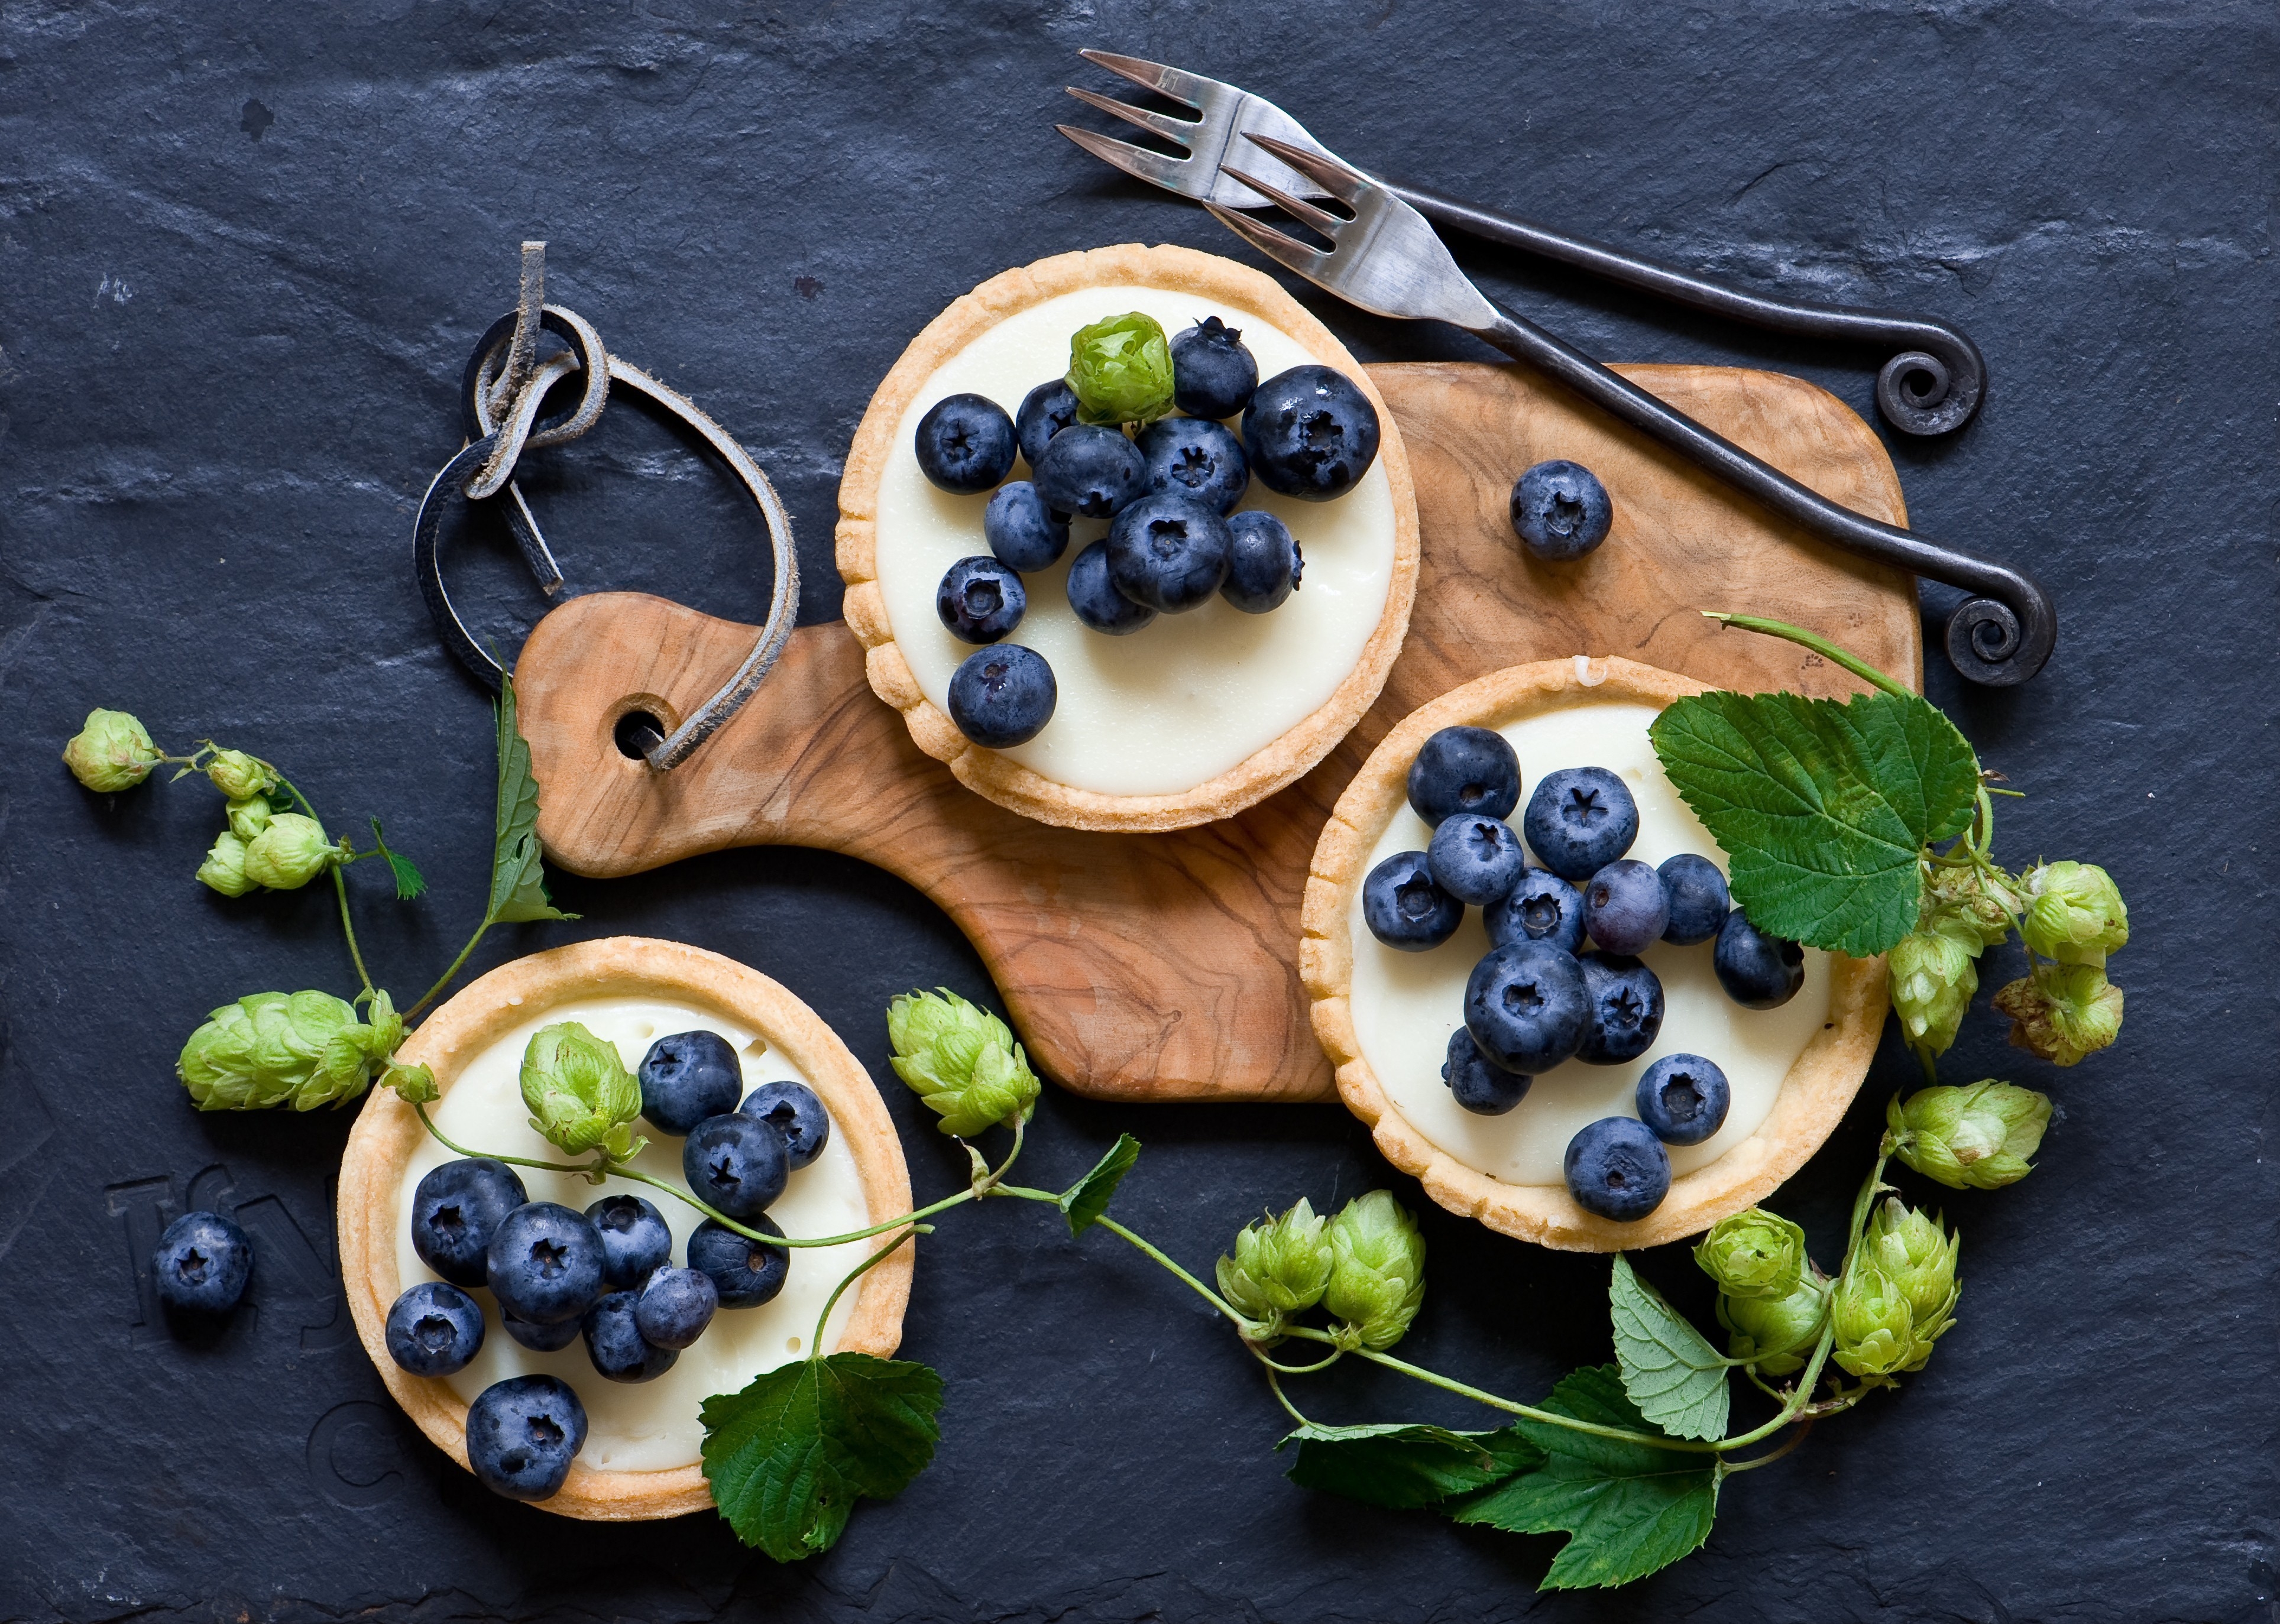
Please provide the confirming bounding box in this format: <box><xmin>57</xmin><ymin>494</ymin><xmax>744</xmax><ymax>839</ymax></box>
<box><xmin>1243</xmin><ymin>364</ymin><xmax>1381</xmax><ymax>500</ymax></box>
<box><xmin>1428</xmin><ymin>814</ymin><xmax>1528</xmax><ymax>906</ymax></box>
<box><xmin>1574</xmin><ymin>951</ymin><xmax>1666</xmax><ymax>1064</ymax></box>
<box><xmin>1033</xmin><ymin>422</ymin><xmax>1145</xmax><ymax>518</ymax></box>
<box><xmin>1106</xmin><ymin>491</ymin><xmax>1233</xmax><ymax>612</ymax></box>
<box><xmin>634</xmin><ymin>1265</ymin><xmax>720</xmax><ymax>1351</ymax></box>
<box><xmin>948</xmin><ymin>643</ymin><xmax>1057</xmax><ymax>747</ymax></box>
<box><xmin>1136</xmin><ymin>416</ymin><xmax>1249</xmax><ymax>514</ymax></box>
<box><xmin>1636</xmin><ymin>1054</ymin><xmax>1731</xmax><ymax>1146</ymax></box>
<box><xmin>637</xmin><ymin>1030</ymin><xmax>743</xmax><ymax>1137</ymax></box>
<box><xmin>1442</xmin><ymin>1026</ymin><xmax>1531</xmax><ymax>1115</ymax></box>
<box><xmin>1465</xmin><ymin>940</ymin><xmax>1591</xmax><ymax>1074</ymax></box>
<box><xmin>1564</xmin><ymin>1117</ymin><xmax>1672</xmax><ymax>1221</ymax></box>
<box><xmin>1408</xmin><ymin>726</ymin><xmax>1521</xmax><ymax>825</ymax></box>
<box><xmin>585</xmin><ymin>1193</ymin><xmax>673</xmax><ymax>1291</ymax></box>
<box><xmin>1170</xmin><ymin>316</ymin><xmax>1258</xmax><ymax>419</ymax></box>
<box><xmin>689</xmin><ymin>1214</ymin><xmax>791</xmax><ymax>1309</ymax></box>
<box><xmin>935</xmin><ymin>555</ymin><xmax>1026</xmax><ymax>643</ymax></box>
<box><xmin>1715</xmin><ymin>910</ymin><xmax>1806</xmax><ymax>1009</ymax></box>
<box><xmin>501</xmin><ymin>1309</ymin><xmax>581</xmax><ymax>1352</ymax></box>
<box><xmin>1524</xmin><ymin>766</ymin><xmax>1639</xmax><ymax>880</ymax></box>
<box><xmin>581</xmin><ymin>1289</ymin><xmax>679</xmax><ymax>1383</ymax></box>
<box><xmin>913</xmin><ymin>392</ymin><xmax>1016</xmax><ymax>494</ymax></box>
<box><xmin>410</xmin><ymin>1158</ymin><xmax>527</xmax><ymax>1288</ymax></box>
<box><xmin>1485</xmin><ymin>867</ymin><xmax>1588</xmax><ymax>955</ymax></box>
<box><xmin>1220</xmin><ymin>510</ymin><xmax>1303</xmax><ymax>612</ymax></box>
<box><xmin>1510</xmin><ymin>459</ymin><xmax>1613</xmax><ymax>562</ymax></box>
<box><xmin>152</xmin><ymin>1210</ymin><xmax>252</xmax><ymax>1315</ymax></box>
<box><xmin>485</xmin><ymin>1202</ymin><xmax>607</xmax><ymax>1327</ymax></box>
<box><xmin>1066</xmin><ymin>539</ymin><xmax>1157</xmax><ymax>635</ymax></box>
<box><xmin>1659</xmin><ymin>853</ymin><xmax>1732</xmax><ymax>945</ymax></box>
<box><xmin>1582</xmin><ymin>858</ymin><xmax>1670</xmax><ymax>954</ymax></box>
<box><xmin>739</xmin><ymin>1079</ymin><xmax>831</xmax><ymax>1169</ymax></box>
<box><xmin>682</xmin><ymin>1112</ymin><xmax>790</xmax><ymax>1220</ymax></box>
<box><xmin>983</xmin><ymin>481</ymin><xmax>1071</xmax><ymax>573</ymax></box>
<box><xmin>385</xmin><ymin>1280</ymin><xmax>485</xmax><ymax>1376</ymax></box>
<box><xmin>465</xmin><ymin>1375</ymin><xmax>588</xmax><ymax>1502</ymax></box>
<box><xmin>1362</xmin><ymin>850</ymin><xmax>1464</xmax><ymax>951</ymax></box>
<box><xmin>1016</xmin><ymin>379</ymin><xmax>1080</xmax><ymax>471</ymax></box>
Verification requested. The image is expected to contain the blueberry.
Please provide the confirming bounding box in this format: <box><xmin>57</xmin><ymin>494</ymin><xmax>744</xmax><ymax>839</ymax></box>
<box><xmin>485</xmin><ymin>1202</ymin><xmax>607</xmax><ymax>1327</ymax></box>
<box><xmin>1523</xmin><ymin>766</ymin><xmax>1639</xmax><ymax>880</ymax></box>
<box><xmin>1635</xmin><ymin>1054</ymin><xmax>1731</xmax><ymax>1146</ymax></box>
<box><xmin>683</xmin><ymin>1113</ymin><xmax>789</xmax><ymax>1220</ymax></box>
<box><xmin>1714</xmin><ymin>910</ymin><xmax>1805</xmax><ymax>1009</ymax></box>
<box><xmin>1407</xmin><ymin>726</ymin><xmax>1521</xmax><ymax>825</ymax></box>
<box><xmin>501</xmin><ymin>1309</ymin><xmax>582</xmax><ymax>1352</ymax></box>
<box><xmin>634</xmin><ymin>1265</ymin><xmax>720</xmax><ymax>1350</ymax></box>
<box><xmin>1563</xmin><ymin>1117</ymin><xmax>1671</xmax><ymax>1222</ymax></box>
<box><xmin>151</xmin><ymin>1210</ymin><xmax>252</xmax><ymax>1315</ymax></box>
<box><xmin>1361</xmin><ymin>850</ymin><xmax>1463</xmax><ymax>951</ymax></box>
<box><xmin>688</xmin><ymin>1214</ymin><xmax>791</xmax><ymax>1309</ymax></box>
<box><xmin>948</xmin><ymin>643</ymin><xmax>1057</xmax><ymax>748</ymax></box>
<box><xmin>1574</xmin><ymin>951</ymin><xmax>1666</xmax><ymax>1065</ymax></box>
<box><xmin>1582</xmin><ymin>858</ymin><xmax>1669</xmax><ymax>954</ymax></box>
<box><xmin>1033</xmin><ymin>422</ymin><xmax>1145</xmax><ymax>518</ymax></box>
<box><xmin>465</xmin><ymin>1374</ymin><xmax>587</xmax><ymax>1502</ymax></box>
<box><xmin>1510</xmin><ymin>459</ymin><xmax>1613</xmax><ymax>562</ymax></box>
<box><xmin>1136</xmin><ymin>416</ymin><xmax>1249</xmax><ymax>515</ymax></box>
<box><xmin>384</xmin><ymin>1281</ymin><xmax>485</xmax><ymax>1376</ymax></box>
<box><xmin>983</xmin><ymin>482</ymin><xmax>1071</xmax><ymax>573</ymax></box>
<box><xmin>585</xmin><ymin>1194</ymin><xmax>673</xmax><ymax>1291</ymax></box>
<box><xmin>410</xmin><ymin>1158</ymin><xmax>527</xmax><ymax>1288</ymax></box>
<box><xmin>1464</xmin><ymin>941</ymin><xmax>1590</xmax><ymax>1073</ymax></box>
<box><xmin>1170</xmin><ymin>316</ymin><xmax>1259</xmax><ymax>419</ymax></box>
<box><xmin>637</xmin><ymin>1030</ymin><xmax>743</xmax><ymax>1137</ymax></box>
<box><xmin>1065</xmin><ymin>539</ymin><xmax>1157</xmax><ymax>635</ymax></box>
<box><xmin>1484</xmin><ymin>867</ymin><xmax>1587</xmax><ymax>954</ymax></box>
<box><xmin>1658</xmin><ymin>854</ymin><xmax>1731</xmax><ymax>946</ymax></box>
<box><xmin>1427</xmin><ymin>814</ymin><xmax>1527</xmax><ymax>906</ymax></box>
<box><xmin>1016</xmin><ymin>379</ymin><xmax>1080</xmax><ymax>471</ymax></box>
<box><xmin>913</xmin><ymin>392</ymin><xmax>1015</xmax><ymax>495</ymax></box>
<box><xmin>1242</xmin><ymin>365</ymin><xmax>1381</xmax><ymax>501</ymax></box>
<box><xmin>1106</xmin><ymin>492</ymin><xmax>1233</xmax><ymax>612</ymax></box>
<box><xmin>580</xmin><ymin>1289</ymin><xmax>679</xmax><ymax>1383</ymax></box>
<box><xmin>935</xmin><ymin>555</ymin><xmax>1026</xmax><ymax>643</ymax></box>
<box><xmin>1442</xmin><ymin>1027</ymin><xmax>1531</xmax><ymax>1116</ymax></box>
<box><xmin>1220</xmin><ymin>510</ymin><xmax>1303</xmax><ymax>613</ymax></box>
<box><xmin>739</xmin><ymin>1080</ymin><xmax>831</xmax><ymax>1170</ymax></box>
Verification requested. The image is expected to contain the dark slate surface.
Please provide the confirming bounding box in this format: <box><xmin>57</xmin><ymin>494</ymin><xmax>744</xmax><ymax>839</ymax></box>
<box><xmin>2</xmin><ymin>3</ymin><xmax>2272</xmax><ymax>1619</ymax></box>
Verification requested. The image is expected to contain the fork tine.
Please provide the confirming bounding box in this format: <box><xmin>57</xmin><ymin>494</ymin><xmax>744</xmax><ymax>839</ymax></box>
<box><xmin>1201</xmin><ymin>201</ymin><xmax>1331</xmax><ymax>279</ymax></box>
<box><xmin>1218</xmin><ymin>163</ymin><xmax>1344</xmax><ymax>235</ymax></box>
<box><xmin>1057</xmin><ymin>124</ymin><xmax>1194</xmax><ymax>192</ymax></box>
<box><xmin>1063</xmin><ymin>85</ymin><xmax>1198</xmax><ymax>148</ymax></box>
<box><xmin>1243</xmin><ymin>132</ymin><xmax>1371</xmax><ymax>207</ymax></box>
<box><xmin>1076</xmin><ymin>48</ymin><xmax>1207</xmax><ymax>110</ymax></box>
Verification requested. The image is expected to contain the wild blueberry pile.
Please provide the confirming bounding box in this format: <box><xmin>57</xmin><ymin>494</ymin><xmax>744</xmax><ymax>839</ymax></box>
<box><xmin>1362</xmin><ymin>725</ymin><xmax>1806</xmax><ymax>1224</ymax></box>
<box><xmin>912</xmin><ymin>313</ymin><xmax>1382</xmax><ymax>751</ymax></box>
<box><xmin>384</xmin><ymin>1029</ymin><xmax>834</xmax><ymax>1502</ymax></box>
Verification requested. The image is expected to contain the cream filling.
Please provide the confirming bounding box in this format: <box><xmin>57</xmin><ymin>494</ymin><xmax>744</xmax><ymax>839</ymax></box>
<box><xmin>1347</xmin><ymin>702</ymin><xmax>1834</xmax><ymax>1188</ymax></box>
<box><xmin>871</xmin><ymin>284</ymin><xmax>1398</xmax><ymax>798</ymax></box>
<box><xmin>393</xmin><ymin>996</ymin><xmax>875</xmax><ymax>1473</ymax></box>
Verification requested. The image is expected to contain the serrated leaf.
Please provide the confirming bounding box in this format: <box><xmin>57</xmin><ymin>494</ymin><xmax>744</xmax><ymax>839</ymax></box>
<box><xmin>1450</xmin><ymin>1366</ymin><xmax>1719</xmax><ymax>1590</ymax></box>
<box><xmin>487</xmin><ymin>675</ymin><xmax>576</xmax><ymax>925</ymax></box>
<box><xmin>368</xmin><ymin>818</ymin><xmax>428</xmax><ymax>902</ymax></box>
<box><xmin>699</xmin><ymin>1353</ymin><xmax>944</xmax><ymax>1561</ymax></box>
<box><xmin>1059</xmin><ymin>1133</ymin><xmax>1140</xmax><ymax>1236</ymax></box>
<box><xmin>1281</xmin><ymin>1422</ymin><xmax>1543</xmax><ymax>1509</ymax></box>
<box><xmin>1649</xmin><ymin>689</ymin><xmax>1978</xmax><ymax>955</ymax></box>
<box><xmin>1608</xmin><ymin>1255</ymin><xmax>1730</xmax><ymax>1441</ymax></box>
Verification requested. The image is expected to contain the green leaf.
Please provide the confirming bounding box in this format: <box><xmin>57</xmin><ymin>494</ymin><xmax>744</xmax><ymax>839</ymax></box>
<box><xmin>1608</xmin><ymin>1256</ymin><xmax>1730</xmax><ymax>1441</ymax></box>
<box><xmin>699</xmin><ymin>1353</ymin><xmax>944</xmax><ymax>1561</ymax></box>
<box><xmin>488</xmin><ymin>674</ymin><xmax>577</xmax><ymax>925</ymax></box>
<box><xmin>1649</xmin><ymin>689</ymin><xmax>1979</xmax><ymax>955</ymax></box>
<box><xmin>1450</xmin><ymin>1366</ymin><xmax>1719</xmax><ymax>1590</ymax></box>
<box><xmin>367</xmin><ymin>818</ymin><xmax>428</xmax><ymax>902</ymax></box>
<box><xmin>1281</xmin><ymin>1422</ymin><xmax>1542</xmax><ymax>1509</ymax></box>
<box><xmin>1058</xmin><ymin>1133</ymin><xmax>1140</xmax><ymax>1236</ymax></box>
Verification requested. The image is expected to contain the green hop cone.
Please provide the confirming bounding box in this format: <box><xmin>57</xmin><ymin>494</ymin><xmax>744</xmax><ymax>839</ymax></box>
<box><xmin>205</xmin><ymin>748</ymin><xmax>278</xmax><ymax>802</ymax></box>
<box><xmin>519</xmin><ymin>1020</ymin><xmax>646</xmax><ymax>1159</ymax></box>
<box><xmin>1065</xmin><ymin>311</ymin><xmax>1175</xmax><ymax>426</ymax></box>
<box><xmin>885</xmin><ymin>988</ymin><xmax>1041</xmax><ymax>1137</ymax></box>
<box><xmin>177</xmin><ymin>988</ymin><xmax>400</xmax><ymax>1111</ymax></box>
<box><xmin>1921</xmin><ymin>862</ymin><xmax>2022</xmax><ymax>952</ymax></box>
<box><xmin>1216</xmin><ymin>1197</ymin><xmax>1336</xmax><ymax>1337</ymax></box>
<box><xmin>1323</xmin><ymin>1191</ymin><xmax>1427</xmax><ymax>1351</ymax></box>
<box><xmin>63</xmin><ymin>708</ymin><xmax>160</xmax><ymax>793</ymax></box>
<box><xmin>226</xmin><ymin>796</ymin><xmax>274</xmax><ymax>842</ymax></box>
<box><xmin>1885</xmin><ymin>1081</ymin><xmax>2052</xmax><ymax>1190</ymax></box>
<box><xmin>2017</xmin><ymin>861</ymin><xmax>2129</xmax><ymax>966</ymax></box>
<box><xmin>1830</xmin><ymin>1260</ymin><xmax>1928</xmax><ymax>1378</ymax></box>
<box><xmin>196</xmin><ymin>830</ymin><xmax>258</xmax><ymax>897</ymax></box>
<box><xmin>381</xmin><ymin>1060</ymin><xmax>439</xmax><ymax>1104</ymax></box>
<box><xmin>242</xmin><ymin>812</ymin><xmax>340</xmax><ymax>890</ymax></box>
<box><xmin>1693</xmin><ymin>1207</ymin><xmax>1807</xmax><ymax>1300</ymax></box>
<box><xmin>1993</xmin><ymin>963</ymin><xmax>2123</xmax><ymax>1067</ymax></box>
<box><xmin>1717</xmin><ymin>1272</ymin><xmax>1827</xmax><ymax>1376</ymax></box>
<box><xmin>1863</xmin><ymin>1197</ymin><xmax>1960</xmax><ymax>1344</ymax></box>
<box><xmin>1887</xmin><ymin>928</ymin><xmax>1979</xmax><ymax>1061</ymax></box>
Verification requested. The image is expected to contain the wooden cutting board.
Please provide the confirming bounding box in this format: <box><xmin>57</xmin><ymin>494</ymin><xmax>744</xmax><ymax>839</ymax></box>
<box><xmin>516</xmin><ymin>362</ymin><xmax>1919</xmax><ymax>1104</ymax></box>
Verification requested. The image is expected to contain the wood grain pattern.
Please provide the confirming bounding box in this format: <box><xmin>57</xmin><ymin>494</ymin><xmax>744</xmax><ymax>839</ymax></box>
<box><xmin>517</xmin><ymin>362</ymin><xmax>1920</xmax><ymax>1104</ymax></box>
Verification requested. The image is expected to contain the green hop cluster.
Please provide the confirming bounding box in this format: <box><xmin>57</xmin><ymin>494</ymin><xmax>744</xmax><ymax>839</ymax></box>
<box><xmin>1832</xmin><ymin>1199</ymin><xmax>1959</xmax><ymax>1378</ymax></box>
<box><xmin>1216</xmin><ymin>1197</ymin><xmax>1335</xmax><ymax>1341</ymax></box>
<box><xmin>1985</xmin><ymin>862</ymin><xmax>2127</xmax><ymax>1067</ymax></box>
<box><xmin>1888</xmin><ymin>927</ymin><xmax>1978</xmax><ymax>1063</ymax></box>
<box><xmin>1323</xmin><ymin>1191</ymin><xmax>1427</xmax><ymax>1351</ymax></box>
<box><xmin>1066</xmin><ymin>311</ymin><xmax>1175</xmax><ymax>426</ymax></box>
<box><xmin>242</xmin><ymin>812</ymin><xmax>341</xmax><ymax>890</ymax></box>
<box><xmin>1693</xmin><ymin>1207</ymin><xmax>1806</xmax><ymax>1300</ymax></box>
<box><xmin>1922</xmin><ymin>861</ymin><xmax>2022</xmax><ymax>951</ymax></box>
<box><xmin>206</xmin><ymin>748</ymin><xmax>279</xmax><ymax>802</ymax></box>
<box><xmin>177</xmin><ymin>988</ymin><xmax>405</xmax><ymax>1111</ymax></box>
<box><xmin>226</xmin><ymin>796</ymin><xmax>273</xmax><ymax>842</ymax></box>
<box><xmin>886</xmin><ymin>988</ymin><xmax>1041</xmax><ymax>1138</ymax></box>
<box><xmin>1994</xmin><ymin>961</ymin><xmax>2124</xmax><ymax>1068</ymax></box>
<box><xmin>1884</xmin><ymin>1081</ymin><xmax>2051</xmax><ymax>1190</ymax></box>
<box><xmin>1717</xmin><ymin>1272</ymin><xmax>1828</xmax><ymax>1377</ymax></box>
<box><xmin>62</xmin><ymin>708</ymin><xmax>161</xmax><ymax>793</ymax></box>
<box><xmin>2018</xmin><ymin>861</ymin><xmax>2129</xmax><ymax>966</ymax></box>
<box><xmin>520</xmin><ymin>1021</ymin><xmax>646</xmax><ymax>1161</ymax></box>
<box><xmin>196</xmin><ymin>831</ymin><xmax>258</xmax><ymax>897</ymax></box>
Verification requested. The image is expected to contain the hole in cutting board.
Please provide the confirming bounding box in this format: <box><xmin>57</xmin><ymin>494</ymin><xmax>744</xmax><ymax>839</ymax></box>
<box><xmin>608</xmin><ymin>692</ymin><xmax>676</xmax><ymax>761</ymax></box>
